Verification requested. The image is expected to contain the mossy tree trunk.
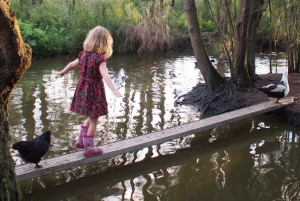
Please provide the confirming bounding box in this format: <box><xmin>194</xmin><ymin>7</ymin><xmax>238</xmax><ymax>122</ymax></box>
<box><xmin>0</xmin><ymin>0</ymin><xmax>32</xmax><ymax>200</ymax></box>
<box><xmin>233</xmin><ymin>0</ymin><xmax>250</xmax><ymax>87</ymax></box>
<box><xmin>184</xmin><ymin>0</ymin><xmax>224</xmax><ymax>91</ymax></box>
<box><xmin>233</xmin><ymin>0</ymin><xmax>265</xmax><ymax>87</ymax></box>
<box><xmin>246</xmin><ymin>0</ymin><xmax>264</xmax><ymax>81</ymax></box>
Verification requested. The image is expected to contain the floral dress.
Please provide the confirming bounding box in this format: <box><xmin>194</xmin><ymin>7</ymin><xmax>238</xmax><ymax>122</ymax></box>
<box><xmin>70</xmin><ymin>51</ymin><xmax>108</xmax><ymax>117</ymax></box>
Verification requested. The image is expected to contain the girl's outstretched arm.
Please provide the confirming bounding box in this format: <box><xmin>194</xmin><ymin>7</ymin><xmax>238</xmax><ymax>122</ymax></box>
<box><xmin>99</xmin><ymin>62</ymin><xmax>122</xmax><ymax>97</ymax></box>
<box><xmin>53</xmin><ymin>59</ymin><xmax>79</xmax><ymax>77</ymax></box>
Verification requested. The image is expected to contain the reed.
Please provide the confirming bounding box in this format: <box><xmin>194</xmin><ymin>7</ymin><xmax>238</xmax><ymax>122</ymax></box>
<box><xmin>119</xmin><ymin>2</ymin><xmax>171</xmax><ymax>55</ymax></box>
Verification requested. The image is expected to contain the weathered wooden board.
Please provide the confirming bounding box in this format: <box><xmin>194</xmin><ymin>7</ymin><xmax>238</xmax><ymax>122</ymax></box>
<box><xmin>23</xmin><ymin>128</ymin><xmax>283</xmax><ymax>201</ymax></box>
<box><xmin>15</xmin><ymin>97</ymin><xmax>295</xmax><ymax>181</ymax></box>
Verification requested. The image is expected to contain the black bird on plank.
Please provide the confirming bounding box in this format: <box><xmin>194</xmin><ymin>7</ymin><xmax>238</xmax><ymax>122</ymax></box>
<box><xmin>259</xmin><ymin>68</ymin><xmax>289</xmax><ymax>103</ymax></box>
<box><xmin>13</xmin><ymin>131</ymin><xmax>51</xmax><ymax>168</ymax></box>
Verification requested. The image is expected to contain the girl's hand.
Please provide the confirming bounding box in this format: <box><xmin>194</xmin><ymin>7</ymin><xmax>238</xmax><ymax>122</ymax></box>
<box><xmin>112</xmin><ymin>89</ymin><xmax>122</xmax><ymax>97</ymax></box>
<box><xmin>53</xmin><ymin>59</ymin><xmax>79</xmax><ymax>77</ymax></box>
<box><xmin>52</xmin><ymin>70</ymin><xmax>65</xmax><ymax>77</ymax></box>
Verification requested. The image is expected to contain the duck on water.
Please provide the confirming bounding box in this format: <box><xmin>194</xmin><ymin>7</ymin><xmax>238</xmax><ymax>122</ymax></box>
<box><xmin>259</xmin><ymin>67</ymin><xmax>290</xmax><ymax>103</ymax></box>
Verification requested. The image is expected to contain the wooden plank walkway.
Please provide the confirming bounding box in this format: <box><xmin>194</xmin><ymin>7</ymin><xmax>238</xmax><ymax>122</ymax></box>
<box><xmin>15</xmin><ymin>97</ymin><xmax>295</xmax><ymax>181</ymax></box>
<box><xmin>24</xmin><ymin>128</ymin><xmax>283</xmax><ymax>201</ymax></box>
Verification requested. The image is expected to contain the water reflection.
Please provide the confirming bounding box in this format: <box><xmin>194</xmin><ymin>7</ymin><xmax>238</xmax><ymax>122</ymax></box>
<box><xmin>215</xmin><ymin>51</ymin><xmax>288</xmax><ymax>77</ymax></box>
<box><xmin>8</xmin><ymin>51</ymin><xmax>299</xmax><ymax>200</ymax></box>
<box><xmin>21</xmin><ymin>115</ymin><xmax>300</xmax><ymax>201</ymax></box>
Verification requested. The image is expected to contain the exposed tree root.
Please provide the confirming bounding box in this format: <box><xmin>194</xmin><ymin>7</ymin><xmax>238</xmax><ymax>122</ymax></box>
<box><xmin>176</xmin><ymin>80</ymin><xmax>269</xmax><ymax>114</ymax></box>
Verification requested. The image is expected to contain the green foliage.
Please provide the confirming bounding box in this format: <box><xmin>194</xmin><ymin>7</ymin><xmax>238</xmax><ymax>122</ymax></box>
<box><xmin>9</xmin><ymin>0</ymin><xmax>293</xmax><ymax>58</ymax></box>
<box><xmin>18</xmin><ymin>20</ymin><xmax>72</xmax><ymax>57</ymax></box>
<box><xmin>256</xmin><ymin>14</ymin><xmax>271</xmax><ymax>42</ymax></box>
<box><xmin>200</xmin><ymin>21</ymin><xmax>216</xmax><ymax>32</ymax></box>
<box><xmin>18</xmin><ymin>20</ymin><xmax>48</xmax><ymax>57</ymax></box>
<box><xmin>132</xmin><ymin>0</ymin><xmax>151</xmax><ymax>6</ymax></box>
<box><xmin>10</xmin><ymin>0</ymin><xmax>219</xmax><ymax>57</ymax></box>
<box><xmin>197</xmin><ymin>0</ymin><xmax>211</xmax><ymax>22</ymax></box>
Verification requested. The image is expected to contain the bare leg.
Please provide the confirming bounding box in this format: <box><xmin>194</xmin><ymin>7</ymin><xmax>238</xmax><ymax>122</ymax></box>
<box><xmin>82</xmin><ymin>118</ymin><xmax>90</xmax><ymax>127</ymax></box>
<box><xmin>86</xmin><ymin>117</ymin><xmax>98</xmax><ymax>136</ymax></box>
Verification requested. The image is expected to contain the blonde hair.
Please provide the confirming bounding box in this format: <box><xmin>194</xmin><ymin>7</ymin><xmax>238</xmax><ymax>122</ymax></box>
<box><xmin>83</xmin><ymin>26</ymin><xmax>113</xmax><ymax>59</ymax></box>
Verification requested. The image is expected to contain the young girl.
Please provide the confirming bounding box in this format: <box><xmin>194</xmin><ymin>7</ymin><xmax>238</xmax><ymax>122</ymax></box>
<box><xmin>53</xmin><ymin>26</ymin><xmax>122</xmax><ymax>157</ymax></box>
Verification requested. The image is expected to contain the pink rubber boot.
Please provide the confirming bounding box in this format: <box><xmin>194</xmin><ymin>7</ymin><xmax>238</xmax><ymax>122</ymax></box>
<box><xmin>75</xmin><ymin>125</ymin><xmax>88</xmax><ymax>148</ymax></box>
<box><xmin>83</xmin><ymin>134</ymin><xmax>103</xmax><ymax>157</ymax></box>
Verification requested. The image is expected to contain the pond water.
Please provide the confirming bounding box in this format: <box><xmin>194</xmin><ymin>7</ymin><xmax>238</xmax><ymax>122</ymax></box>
<box><xmin>9</xmin><ymin>51</ymin><xmax>300</xmax><ymax>201</ymax></box>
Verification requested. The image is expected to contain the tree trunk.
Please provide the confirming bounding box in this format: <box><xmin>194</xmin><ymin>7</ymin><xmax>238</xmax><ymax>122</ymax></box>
<box><xmin>207</xmin><ymin>0</ymin><xmax>233</xmax><ymax>73</ymax></box>
<box><xmin>218</xmin><ymin>0</ymin><xmax>227</xmax><ymax>34</ymax></box>
<box><xmin>283</xmin><ymin>0</ymin><xmax>293</xmax><ymax>73</ymax></box>
<box><xmin>233</xmin><ymin>0</ymin><xmax>250</xmax><ymax>87</ymax></box>
<box><xmin>296</xmin><ymin>51</ymin><xmax>300</xmax><ymax>73</ymax></box>
<box><xmin>274</xmin><ymin>41</ymin><xmax>278</xmax><ymax>73</ymax></box>
<box><xmin>268</xmin><ymin>0</ymin><xmax>272</xmax><ymax>74</ymax></box>
<box><xmin>72</xmin><ymin>0</ymin><xmax>75</xmax><ymax>11</ymax></box>
<box><xmin>171</xmin><ymin>0</ymin><xmax>175</xmax><ymax>7</ymax></box>
<box><xmin>184</xmin><ymin>0</ymin><xmax>224</xmax><ymax>91</ymax></box>
<box><xmin>287</xmin><ymin>48</ymin><xmax>294</xmax><ymax>73</ymax></box>
<box><xmin>0</xmin><ymin>1</ymin><xmax>32</xmax><ymax>200</ymax></box>
<box><xmin>247</xmin><ymin>0</ymin><xmax>265</xmax><ymax>81</ymax></box>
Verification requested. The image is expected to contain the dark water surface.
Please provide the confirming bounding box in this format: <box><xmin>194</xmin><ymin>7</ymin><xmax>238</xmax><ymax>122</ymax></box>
<box><xmin>9</xmin><ymin>51</ymin><xmax>300</xmax><ymax>201</ymax></box>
